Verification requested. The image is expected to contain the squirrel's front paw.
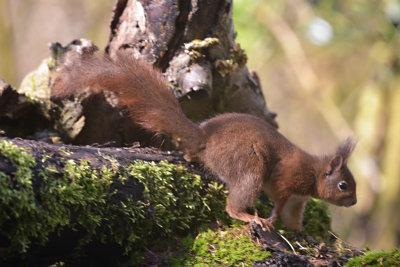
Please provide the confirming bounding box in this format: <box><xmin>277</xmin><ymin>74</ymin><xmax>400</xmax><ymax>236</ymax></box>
<box><xmin>253</xmin><ymin>217</ymin><xmax>274</xmax><ymax>232</ymax></box>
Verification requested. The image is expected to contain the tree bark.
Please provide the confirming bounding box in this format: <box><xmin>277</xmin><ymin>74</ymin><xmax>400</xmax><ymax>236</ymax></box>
<box><xmin>107</xmin><ymin>0</ymin><xmax>277</xmax><ymax>124</ymax></box>
<box><xmin>0</xmin><ymin>78</ymin><xmax>52</xmax><ymax>140</ymax></box>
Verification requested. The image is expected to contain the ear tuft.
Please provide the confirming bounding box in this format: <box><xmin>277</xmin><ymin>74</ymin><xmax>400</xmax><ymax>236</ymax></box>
<box><xmin>336</xmin><ymin>137</ymin><xmax>357</xmax><ymax>163</ymax></box>
<box><xmin>326</xmin><ymin>155</ymin><xmax>343</xmax><ymax>176</ymax></box>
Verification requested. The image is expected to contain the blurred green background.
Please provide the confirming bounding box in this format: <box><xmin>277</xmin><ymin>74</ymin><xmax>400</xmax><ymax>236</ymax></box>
<box><xmin>1</xmin><ymin>0</ymin><xmax>399</xmax><ymax>250</ymax></box>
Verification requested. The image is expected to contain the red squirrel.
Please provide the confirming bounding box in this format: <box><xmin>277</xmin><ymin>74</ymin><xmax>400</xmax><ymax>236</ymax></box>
<box><xmin>51</xmin><ymin>51</ymin><xmax>357</xmax><ymax>231</ymax></box>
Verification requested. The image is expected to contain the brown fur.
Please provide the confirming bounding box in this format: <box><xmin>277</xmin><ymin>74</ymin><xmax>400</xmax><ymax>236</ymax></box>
<box><xmin>51</xmin><ymin>52</ymin><xmax>357</xmax><ymax>230</ymax></box>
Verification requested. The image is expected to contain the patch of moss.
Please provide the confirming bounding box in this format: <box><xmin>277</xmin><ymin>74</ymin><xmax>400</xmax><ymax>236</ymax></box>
<box><xmin>215</xmin><ymin>43</ymin><xmax>248</xmax><ymax>77</ymax></box>
<box><xmin>184</xmin><ymin>37</ymin><xmax>220</xmax><ymax>60</ymax></box>
<box><xmin>169</xmin><ymin>225</ymin><xmax>271</xmax><ymax>266</ymax></box>
<box><xmin>231</xmin><ymin>43</ymin><xmax>248</xmax><ymax>68</ymax></box>
<box><xmin>302</xmin><ymin>198</ymin><xmax>332</xmax><ymax>240</ymax></box>
<box><xmin>0</xmin><ymin>140</ymin><xmax>36</xmax><ymax>253</ymax></box>
<box><xmin>58</xmin><ymin>146</ymin><xmax>73</xmax><ymax>155</ymax></box>
<box><xmin>128</xmin><ymin>161</ymin><xmax>229</xmax><ymax>236</ymax></box>
<box><xmin>215</xmin><ymin>59</ymin><xmax>235</xmax><ymax>77</ymax></box>
<box><xmin>0</xmin><ymin>142</ymin><xmax>134</xmax><ymax>256</ymax></box>
<box><xmin>345</xmin><ymin>248</ymin><xmax>400</xmax><ymax>267</ymax></box>
<box><xmin>37</xmin><ymin>160</ymin><xmax>144</xmax><ymax>251</ymax></box>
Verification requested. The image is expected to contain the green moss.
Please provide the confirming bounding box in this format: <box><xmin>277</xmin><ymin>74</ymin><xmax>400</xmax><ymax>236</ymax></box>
<box><xmin>215</xmin><ymin>43</ymin><xmax>248</xmax><ymax>77</ymax></box>
<box><xmin>230</xmin><ymin>43</ymin><xmax>248</xmax><ymax>68</ymax></box>
<box><xmin>302</xmin><ymin>199</ymin><xmax>332</xmax><ymax>240</ymax></box>
<box><xmin>39</xmin><ymin>160</ymin><xmax>122</xmax><ymax>236</ymax></box>
<box><xmin>0</xmin><ymin>140</ymin><xmax>36</xmax><ymax>253</ymax></box>
<box><xmin>169</xmin><ymin>226</ymin><xmax>271</xmax><ymax>266</ymax></box>
<box><xmin>41</xmin><ymin>154</ymin><xmax>51</xmax><ymax>163</ymax></box>
<box><xmin>58</xmin><ymin>146</ymin><xmax>73</xmax><ymax>155</ymax></box>
<box><xmin>346</xmin><ymin>248</ymin><xmax>400</xmax><ymax>266</ymax></box>
<box><xmin>215</xmin><ymin>59</ymin><xmax>236</xmax><ymax>77</ymax></box>
<box><xmin>0</xmin><ymin>149</ymin><xmax>228</xmax><ymax>262</ymax></box>
<box><xmin>128</xmin><ymin>161</ymin><xmax>229</xmax><ymax>236</ymax></box>
<box><xmin>184</xmin><ymin>37</ymin><xmax>220</xmax><ymax>59</ymax></box>
<box><xmin>0</xmin><ymin>140</ymin><xmax>36</xmax><ymax>183</ymax></box>
<box><xmin>0</xmin><ymin>143</ymin><xmax>130</xmax><ymax>255</ymax></box>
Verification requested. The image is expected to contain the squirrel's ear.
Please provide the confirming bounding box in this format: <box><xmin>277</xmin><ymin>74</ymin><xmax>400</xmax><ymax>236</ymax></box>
<box><xmin>325</xmin><ymin>155</ymin><xmax>343</xmax><ymax>176</ymax></box>
<box><xmin>336</xmin><ymin>137</ymin><xmax>357</xmax><ymax>164</ymax></box>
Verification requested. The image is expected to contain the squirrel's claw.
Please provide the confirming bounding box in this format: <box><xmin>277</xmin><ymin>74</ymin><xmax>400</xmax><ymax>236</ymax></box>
<box><xmin>253</xmin><ymin>217</ymin><xmax>274</xmax><ymax>232</ymax></box>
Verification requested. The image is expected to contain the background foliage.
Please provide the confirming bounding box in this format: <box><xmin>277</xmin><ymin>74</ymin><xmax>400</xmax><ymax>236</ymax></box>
<box><xmin>233</xmin><ymin>0</ymin><xmax>400</xmax><ymax>250</ymax></box>
<box><xmin>0</xmin><ymin>0</ymin><xmax>399</xmax><ymax>250</ymax></box>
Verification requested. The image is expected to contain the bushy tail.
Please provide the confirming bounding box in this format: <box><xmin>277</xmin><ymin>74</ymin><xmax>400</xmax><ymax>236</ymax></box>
<box><xmin>51</xmin><ymin>52</ymin><xmax>204</xmax><ymax>154</ymax></box>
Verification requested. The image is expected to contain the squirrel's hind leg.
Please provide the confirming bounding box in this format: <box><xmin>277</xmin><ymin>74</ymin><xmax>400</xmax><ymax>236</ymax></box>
<box><xmin>225</xmin><ymin>175</ymin><xmax>273</xmax><ymax>230</ymax></box>
<box><xmin>225</xmin><ymin>203</ymin><xmax>273</xmax><ymax>231</ymax></box>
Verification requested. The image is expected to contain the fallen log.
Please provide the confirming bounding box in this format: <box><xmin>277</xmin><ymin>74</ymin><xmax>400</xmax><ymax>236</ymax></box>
<box><xmin>0</xmin><ymin>137</ymin><xmax>227</xmax><ymax>265</ymax></box>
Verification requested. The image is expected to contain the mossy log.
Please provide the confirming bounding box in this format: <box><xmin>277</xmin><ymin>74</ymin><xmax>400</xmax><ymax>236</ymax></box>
<box><xmin>0</xmin><ymin>137</ymin><xmax>361</xmax><ymax>266</ymax></box>
<box><xmin>0</xmin><ymin>137</ymin><xmax>227</xmax><ymax>265</ymax></box>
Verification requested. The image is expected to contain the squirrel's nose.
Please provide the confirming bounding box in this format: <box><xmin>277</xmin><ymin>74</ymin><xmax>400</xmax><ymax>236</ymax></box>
<box><xmin>351</xmin><ymin>197</ymin><xmax>357</xmax><ymax>206</ymax></box>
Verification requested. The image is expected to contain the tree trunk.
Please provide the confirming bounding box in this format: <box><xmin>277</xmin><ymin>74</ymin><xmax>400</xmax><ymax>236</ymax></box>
<box><xmin>107</xmin><ymin>0</ymin><xmax>277</xmax><ymax>123</ymax></box>
<box><xmin>44</xmin><ymin>0</ymin><xmax>277</xmax><ymax>147</ymax></box>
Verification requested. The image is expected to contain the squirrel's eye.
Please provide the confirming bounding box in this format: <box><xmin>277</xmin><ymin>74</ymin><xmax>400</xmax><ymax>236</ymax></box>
<box><xmin>338</xmin><ymin>181</ymin><xmax>347</xmax><ymax>191</ymax></box>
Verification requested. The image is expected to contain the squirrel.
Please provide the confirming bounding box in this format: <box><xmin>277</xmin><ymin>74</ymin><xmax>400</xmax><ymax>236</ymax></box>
<box><xmin>51</xmin><ymin>51</ymin><xmax>357</xmax><ymax>231</ymax></box>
